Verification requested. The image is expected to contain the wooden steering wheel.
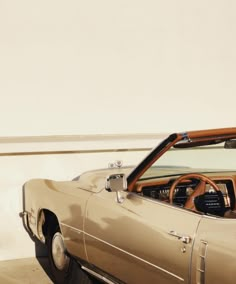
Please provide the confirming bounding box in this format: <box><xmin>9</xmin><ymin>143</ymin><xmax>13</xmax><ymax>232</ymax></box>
<box><xmin>169</xmin><ymin>173</ymin><xmax>220</xmax><ymax>211</ymax></box>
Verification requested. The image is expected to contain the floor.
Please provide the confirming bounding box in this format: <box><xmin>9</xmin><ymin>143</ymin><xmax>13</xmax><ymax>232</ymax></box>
<box><xmin>0</xmin><ymin>257</ymin><xmax>103</xmax><ymax>284</ymax></box>
<box><xmin>0</xmin><ymin>257</ymin><xmax>53</xmax><ymax>284</ymax></box>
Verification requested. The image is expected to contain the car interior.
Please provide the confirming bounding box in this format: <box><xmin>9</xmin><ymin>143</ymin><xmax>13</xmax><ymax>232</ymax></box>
<box><xmin>134</xmin><ymin>173</ymin><xmax>236</xmax><ymax>218</ymax></box>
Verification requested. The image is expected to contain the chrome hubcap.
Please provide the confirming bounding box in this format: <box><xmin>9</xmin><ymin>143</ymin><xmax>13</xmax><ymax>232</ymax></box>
<box><xmin>52</xmin><ymin>232</ymin><xmax>69</xmax><ymax>270</ymax></box>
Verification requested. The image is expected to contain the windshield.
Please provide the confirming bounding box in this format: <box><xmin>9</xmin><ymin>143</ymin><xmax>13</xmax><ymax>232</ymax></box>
<box><xmin>139</xmin><ymin>142</ymin><xmax>236</xmax><ymax>180</ymax></box>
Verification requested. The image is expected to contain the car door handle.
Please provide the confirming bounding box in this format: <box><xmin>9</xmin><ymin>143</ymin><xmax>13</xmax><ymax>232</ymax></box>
<box><xmin>168</xmin><ymin>230</ymin><xmax>192</xmax><ymax>244</ymax></box>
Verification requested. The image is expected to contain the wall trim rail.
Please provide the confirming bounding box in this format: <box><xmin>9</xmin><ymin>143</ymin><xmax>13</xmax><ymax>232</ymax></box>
<box><xmin>0</xmin><ymin>148</ymin><xmax>153</xmax><ymax>157</ymax></box>
<box><xmin>0</xmin><ymin>133</ymin><xmax>166</xmax><ymax>156</ymax></box>
<box><xmin>0</xmin><ymin>133</ymin><xmax>166</xmax><ymax>143</ymax></box>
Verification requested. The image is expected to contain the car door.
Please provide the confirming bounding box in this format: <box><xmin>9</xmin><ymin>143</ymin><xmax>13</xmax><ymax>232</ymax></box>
<box><xmin>84</xmin><ymin>189</ymin><xmax>202</xmax><ymax>284</ymax></box>
<box><xmin>190</xmin><ymin>216</ymin><xmax>236</xmax><ymax>284</ymax></box>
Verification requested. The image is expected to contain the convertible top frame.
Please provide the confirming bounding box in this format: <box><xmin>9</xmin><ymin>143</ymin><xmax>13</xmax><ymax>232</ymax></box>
<box><xmin>127</xmin><ymin>127</ymin><xmax>236</xmax><ymax>191</ymax></box>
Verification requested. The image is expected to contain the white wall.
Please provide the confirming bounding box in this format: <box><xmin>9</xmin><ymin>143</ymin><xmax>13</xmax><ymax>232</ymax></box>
<box><xmin>0</xmin><ymin>1</ymin><xmax>236</xmax><ymax>260</ymax></box>
<box><xmin>1</xmin><ymin>1</ymin><xmax>236</xmax><ymax>136</ymax></box>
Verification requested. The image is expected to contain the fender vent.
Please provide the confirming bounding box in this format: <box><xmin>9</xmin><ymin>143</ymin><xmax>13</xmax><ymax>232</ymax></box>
<box><xmin>196</xmin><ymin>240</ymin><xmax>208</xmax><ymax>284</ymax></box>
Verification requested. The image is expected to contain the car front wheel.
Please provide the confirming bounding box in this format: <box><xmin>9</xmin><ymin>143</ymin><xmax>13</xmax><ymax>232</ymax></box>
<box><xmin>46</xmin><ymin>224</ymin><xmax>95</xmax><ymax>284</ymax></box>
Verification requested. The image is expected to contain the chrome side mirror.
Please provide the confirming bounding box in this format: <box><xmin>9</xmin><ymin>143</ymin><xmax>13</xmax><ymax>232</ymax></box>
<box><xmin>105</xmin><ymin>174</ymin><xmax>127</xmax><ymax>203</ymax></box>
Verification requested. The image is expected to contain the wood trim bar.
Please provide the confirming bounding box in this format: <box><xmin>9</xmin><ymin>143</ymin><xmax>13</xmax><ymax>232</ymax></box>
<box><xmin>187</xmin><ymin>127</ymin><xmax>236</xmax><ymax>139</ymax></box>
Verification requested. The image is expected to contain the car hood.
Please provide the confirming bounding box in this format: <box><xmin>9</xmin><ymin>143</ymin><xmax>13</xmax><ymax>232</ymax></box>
<box><xmin>73</xmin><ymin>166</ymin><xmax>135</xmax><ymax>193</ymax></box>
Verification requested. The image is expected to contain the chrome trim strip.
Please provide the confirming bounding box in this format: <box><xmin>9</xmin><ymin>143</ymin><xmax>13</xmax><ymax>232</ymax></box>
<box><xmin>84</xmin><ymin>232</ymin><xmax>184</xmax><ymax>282</ymax></box>
<box><xmin>60</xmin><ymin>222</ymin><xmax>184</xmax><ymax>281</ymax></box>
<box><xmin>81</xmin><ymin>266</ymin><xmax>116</xmax><ymax>284</ymax></box>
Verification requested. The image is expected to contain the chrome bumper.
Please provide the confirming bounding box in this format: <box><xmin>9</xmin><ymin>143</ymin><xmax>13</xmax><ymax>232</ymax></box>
<box><xmin>19</xmin><ymin>211</ymin><xmax>34</xmax><ymax>236</ymax></box>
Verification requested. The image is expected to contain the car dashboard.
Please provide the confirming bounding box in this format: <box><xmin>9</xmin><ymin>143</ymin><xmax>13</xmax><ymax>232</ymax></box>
<box><xmin>135</xmin><ymin>173</ymin><xmax>236</xmax><ymax>214</ymax></box>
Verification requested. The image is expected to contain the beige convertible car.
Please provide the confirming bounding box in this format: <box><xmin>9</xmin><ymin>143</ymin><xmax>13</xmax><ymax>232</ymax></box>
<box><xmin>21</xmin><ymin>127</ymin><xmax>236</xmax><ymax>284</ymax></box>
